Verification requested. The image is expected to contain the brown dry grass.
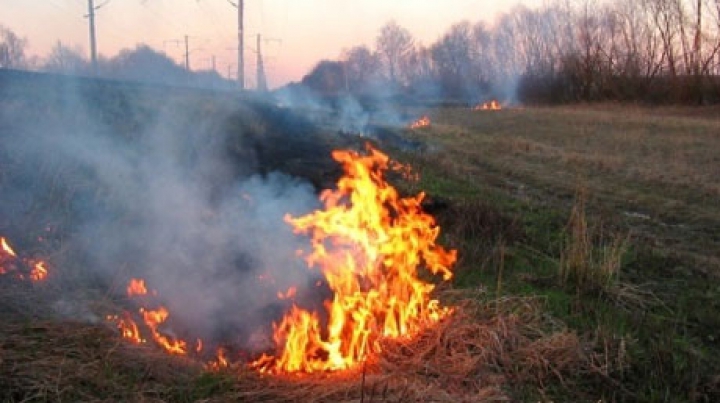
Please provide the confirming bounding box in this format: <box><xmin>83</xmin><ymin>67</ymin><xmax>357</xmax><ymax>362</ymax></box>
<box><xmin>183</xmin><ymin>294</ymin><xmax>594</xmax><ymax>402</ymax></box>
<box><xmin>426</xmin><ymin>105</ymin><xmax>720</xmax><ymax>197</ymax></box>
<box><xmin>559</xmin><ymin>187</ymin><xmax>628</xmax><ymax>292</ymax></box>
<box><xmin>407</xmin><ymin>104</ymin><xmax>720</xmax><ymax>278</ymax></box>
<box><xmin>0</xmin><ymin>274</ymin><xmax>606</xmax><ymax>402</ymax></box>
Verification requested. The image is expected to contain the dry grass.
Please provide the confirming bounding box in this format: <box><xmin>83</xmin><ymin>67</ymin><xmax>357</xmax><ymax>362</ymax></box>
<box><xmin>0</xmin><ymin>321</ymin><xmax>203</xmax><ymax>403</ymax></box>
<box><xmin>409</xmin><ymin>105</ymin><xmax>720</xmax><ymax>280</ymax></box>
<box><xmin>183</xmin><ymin>294</ymin><xmax>594</xmax><ymax>402</ymax></box>
<box><xmin>0</xmin><ymin>275</ymin><xmax>605</xmax><ymax>402</ymax></box>
<box><xmin>559</xmin><ymin>187</ymin><xmax>628</xmax><ymax>293</ymax></box>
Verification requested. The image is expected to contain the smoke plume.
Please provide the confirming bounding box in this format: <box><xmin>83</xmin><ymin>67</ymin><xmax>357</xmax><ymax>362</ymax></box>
<box><xmin>0</xmin><ymin>72</ymin><xmax>324</xmax><ymax>347</ymax></box>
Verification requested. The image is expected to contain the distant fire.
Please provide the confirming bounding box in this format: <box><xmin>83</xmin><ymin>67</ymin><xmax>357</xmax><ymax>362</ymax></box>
<box><xmin>473</xmin><ymin>100</ymin><xmax>502</xmax><ymax>111</ymax></box>
<box><xmin>252</xmin><ymin>145</ymin><xmax>456</xmax><ymax>374</ymax></box>
<box><xmin>0</xmin><ymin>236</ymin><xmax>49</xmax><ymax>282</ymax></box>
<box><xmin>409</xmin><ymin>115</ymin><xmax>431</xmax><ymax>129</ymax></box>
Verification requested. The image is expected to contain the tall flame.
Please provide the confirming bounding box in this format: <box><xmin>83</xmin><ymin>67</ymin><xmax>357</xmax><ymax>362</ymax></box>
<box><xmin>253</xmin><ymin>145</ymin><xmax>457</xmax><ymax>374</ymax></box>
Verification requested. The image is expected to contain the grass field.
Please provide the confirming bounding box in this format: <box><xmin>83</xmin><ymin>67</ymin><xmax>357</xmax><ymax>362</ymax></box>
<box><xmin>1</xmin><ymin>73</ymin><xmax>719</xmax><ymax>402</ymax></box>
<box><xmin>400</xmin><ymin>103</ymin><xmax>720</xmax><ymax>401</ymax></box>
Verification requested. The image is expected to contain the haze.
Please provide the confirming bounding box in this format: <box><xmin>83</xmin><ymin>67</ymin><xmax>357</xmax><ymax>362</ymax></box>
<box><xmin>2</xmin><ymin>0</ymin><xmax>542</xmax><ymax>88</ymax></box>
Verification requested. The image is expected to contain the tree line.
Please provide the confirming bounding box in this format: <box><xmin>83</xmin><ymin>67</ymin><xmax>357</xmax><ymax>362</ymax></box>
<box><xmin>0</xmin><ymin>24</ymin><xmax>230</xmax><ymax>90</ymax></box>
<box><xmin>302</xmin><ymin>0</ymin><xmax>720</xmax><ymax>105</ymax></box>
<box><xmin>4</xmin><ymin>0</ymin><xmax>720</xmax><ymax>104</ymax></box>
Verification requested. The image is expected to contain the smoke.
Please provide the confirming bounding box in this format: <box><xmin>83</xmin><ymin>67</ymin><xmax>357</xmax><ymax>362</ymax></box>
<box><xmin>273</xmin><ymin>82</ymin><xmax>420</xmax><ymax>156</ymax></box>
<box><xmin>0</xmin><ymin>72</ymin><xmax>322</xmax><ymax>346</ymax></box>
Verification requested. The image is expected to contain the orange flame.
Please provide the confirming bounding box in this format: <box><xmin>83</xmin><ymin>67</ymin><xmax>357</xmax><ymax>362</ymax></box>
<box><xmin>107</xmin><ymin>313</ymin><xmax>145</xmax><ymax>344</ymax></box>
<box><xmin>29</xmin><ymin>260</ymin><xmax>48</xmax><ymax>281</ymax></box>
<box><xmin>109</xmin><ymin>278</ymin><xmax>190</xmax><ymax>355</ymax></box>
<box><xmin>473</xmin><ymin>100</ymin><xmax>502</xmax><ymax>111</ymax></box>
<box><xmin>127</xmin><ymin>278</ymin><xmax>148</xmax><ymax>296</ymax></box>
<box><xmin>277</xmin><ymin>286</ymin><xmax>297</xmax><ymax>300</ymax></box>
<box><xmin>409</xmin><ymin>115</ymin><xmax>431</xmax><ymax>129</ymax></box>
<box><xmin>140</xmin><ymin>306</ymin><xmax>188</xmax><ymax>355</ymax></box>
<box><xmin>253</xmin><ymin>145</ymin><xmax>457</xmax><ymax>374</ymax></box>
<box><xmin>1</xmin><ymin>237</ymin><xmax>17</xmax><ymax>258</ymax></box>
<box><xmin>0</xmin><ymin>236</ymin><xmax>49</xmax><ymax>282</ymax></box>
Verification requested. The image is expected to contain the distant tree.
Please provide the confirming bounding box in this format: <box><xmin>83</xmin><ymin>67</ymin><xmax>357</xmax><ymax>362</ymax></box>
<box><xmin>103</xmin><ymin>44</ymin><xmax>189</xmax><ymax>85</ymax></box>
<box><xmin>0</xmin><ymin>25</ymin><xmax>27</xmax><ymax>69</ymax></box>
<box><xmin>403</xmin><ymin>45</ymin><xmax>435</xmax><ymax>93</ymax></box>
<box><xmin>376</xmin><ymin>20</ymin><xmax>415</xmax><ymax>85</ymax></box>
<box><xmin>431</xmin><ymin>21</ymin><xmax>478</xmax><ymax>99</ymax></box>
<box><xmin>301</xmin><ymin>60</ymin><xmax>346</xmax><ymax>95</ymax></box>
<box><xmin>342</xmin><ymin>45</ymin><xmax>381</xmax><ymax>93</ymax></box>
<box><xmin>42</xmin><ymin>41</ymin><xmax>88</xmax><ymax>74</ymax></box>
<box><xmin>471</xmin><ymin>22</ymin><xmax>495</xmax><ymax>85</ymax></box>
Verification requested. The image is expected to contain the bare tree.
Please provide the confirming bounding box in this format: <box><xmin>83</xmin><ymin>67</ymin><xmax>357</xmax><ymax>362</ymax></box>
<box><xmin>471</xmin><ymin>22</ymin><xmax>495</xmax><ymax>85</ymax></box>
<box><xmin>342</xmin><ymin>45</ymin><xmax>381</xmax><ymax>93</ymax></box>
<box><xmin>645</xmin><ymin>0</ymin><xmax>681</xmax><ymax>77</ymax></box>
<box><xmin>42</xmin><ymin>42</ymin><xmax>89</xmax><ymax>74</ymax></box>
<box><xmin>0</xmin><ymin>25</ymin><xmax>27</xmax><ymax>69</ymax></box>
<box><xmin>375</xmin><ymin>20</ymin><xmax>415</xmax><ymax>85</ymax></box>
<box><xmin>431</xmin><ymin>21</ymin><xmax>478</xmax><ymax>99</ymax></box>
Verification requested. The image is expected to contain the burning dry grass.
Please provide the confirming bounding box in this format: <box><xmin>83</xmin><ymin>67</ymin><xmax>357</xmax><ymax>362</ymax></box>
<box><xmin>0</xmin><ymin>278</ymin><xmax>596</xmax><ymax>402</ymax></box>
<box><xmin>197</xmin><ymin>294</ymin><xmax>590</xmax><ymax>402</ymax></box>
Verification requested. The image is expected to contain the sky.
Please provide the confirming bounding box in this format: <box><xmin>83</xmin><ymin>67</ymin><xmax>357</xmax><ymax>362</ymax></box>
<box><xmin>2</xmin><ymin>0</ymin><xmax>543</xmax><ymax>88</ymax></box>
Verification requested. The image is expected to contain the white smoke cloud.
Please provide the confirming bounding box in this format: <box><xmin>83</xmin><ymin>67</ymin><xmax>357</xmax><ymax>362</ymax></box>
<box><xmin>1</xmin><ymin>76</ymin><xmax>323</xmax><ymax>346</ymax></box>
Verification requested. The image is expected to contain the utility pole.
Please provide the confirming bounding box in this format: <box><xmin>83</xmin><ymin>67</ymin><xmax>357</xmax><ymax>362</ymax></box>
<box><xmin>249</xmin><ymin>35</ymin><xmax>280</xmax><ymax>92</ymax></box>
<box><xmin>227</xmin><ymin>64</ymin><xmax>235</xmax><ymax>80</ymax></box>
<box><xmin>87</xmin><ymin>0</ymin><xmax>98</xmax><ymax>74</ymax></box>
<box><xmin>238</xmin><ymin>0</ymin><xmax>244</xmax><ymax>89</ymax></box>
<box><xmin>184</xmin><ymin>35</ymin><xmax>190</xmax><ymax>71</ymax></box>
<box><xmin>227</xmin><ymin>0</ymin><xmax>244</xmax><ymax>90</ymax></box>
<box><xmin>256</xmin><ymin>34</ymin><xmax>267</xmax><ymax>92</ymax></box>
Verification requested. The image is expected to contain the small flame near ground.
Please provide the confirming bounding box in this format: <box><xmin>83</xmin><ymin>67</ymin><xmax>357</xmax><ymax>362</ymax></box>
<box><xmin>0</xmin><ymin>236</ymin><xmax>49</xmax><ymax>282</ymax></box>
<box><xmin>409</xmin><ymin>115</ymin><xmax>431</xmax><ymax>129</ymax></box>
<box><xmin>252</xmin><ymin>145</ymin><xmax>457</xmax><ymax>374</ymax></box>
<box><xmin>473</xmin><ymin>100</ymin><xmax>502</xmax><ymax>111</ymax></box>
<box><xmin>106</xmin><ymin>277</ymin><xmax>229</xmax><ymax>369</ymax></box>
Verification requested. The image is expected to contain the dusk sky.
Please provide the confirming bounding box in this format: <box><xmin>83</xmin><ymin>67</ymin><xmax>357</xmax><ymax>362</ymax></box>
<box><xmin>3</xmin><ymin>0</ymin><xmax>543</xmax><ymax>88</ymax></box>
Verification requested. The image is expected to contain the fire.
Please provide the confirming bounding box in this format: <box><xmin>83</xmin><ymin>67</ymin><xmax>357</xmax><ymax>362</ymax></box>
<box><xmin>0</xmin><ymin>236</ymin><xmax>49</xmax><ymax>282</ymax></box>
<box><xmin>1</xmin><ymin>237</ymin><xmax>17</xmax><ymax>258</ymax></box>
<box><xmin>409</xmin><ymin>115</ymin><xmax>431</xmax><ymax>129</ymax></box>
<box><xmin>253</xmin><ymin>145</ymin><xmax>457</xmax><ymax>374</ymax></box>
<box><xmin>140</xmin><ymin>306</ymin><xmax>188</xmax><ymax>355</ymax></box>
<box><xmin>277</xmin><ymin>286</ymin><xmax>297</xmax><ymax>300</ymax></box>
<box><xmin>109</xmin><ymin>278</ymin><xmax>190</xmax><ymax>355</ymax></box>
<box><xmin>107</xmin><ymin>313</ymin><xmax>145</xmax><ymax>344</ymax></box>
<box><xmin>473</xmin><ymin>100</ymin><xmax>502</xmax><ymax>111</ymax></box>
<box><xmin>29</xmin><ymin>260</ymin><xmax>48</xmax><ymax>281</ymax></box>
<box><xmin>127</xmin><ymin>278</ymin><xmax>148</xmax><ymax>296</ymax></box>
